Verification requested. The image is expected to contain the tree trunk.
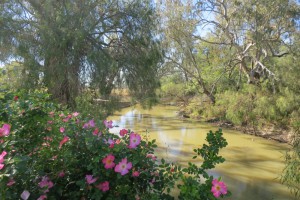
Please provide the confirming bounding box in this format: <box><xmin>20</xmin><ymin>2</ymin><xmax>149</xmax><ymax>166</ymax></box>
<box><xmin>197</xmin><ymin>79</ymin><xmax>216</xmax><ymax>104</ymax></box>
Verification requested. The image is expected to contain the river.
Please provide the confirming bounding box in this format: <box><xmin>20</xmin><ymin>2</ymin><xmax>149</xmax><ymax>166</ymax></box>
<box><xmin>108</xmin><ymin>105</ymin><xmax>294</xmax><ymax>200</ymax></box>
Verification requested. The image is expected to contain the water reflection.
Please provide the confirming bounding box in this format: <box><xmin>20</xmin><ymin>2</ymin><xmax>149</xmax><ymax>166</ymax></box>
<box><xmin>109</xmin><ymin>105</ymin><xmax>293</xmax><ymax>200</ymax></box>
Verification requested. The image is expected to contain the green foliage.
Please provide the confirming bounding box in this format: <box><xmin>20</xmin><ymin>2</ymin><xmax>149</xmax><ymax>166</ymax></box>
<box><xmin>157</xmin><ymin>0</ymin><xmax>300</xmax><ymax>136</ymax></box>
<box><xmin>0</xmin><ymin>62</ymin><xmax>24</xmax><ymax>91</ymax></box>
<box><xmin>0</xmin><ymin>90</ymin><xmax>230</xmax><ymax>199</ymax></box>
<box><xmin>1</xmin><ymin>0</ymin><xmax>161</xmax><ymax>108</ymax></box>
<box><xmin>177</xmin><ymin>129</ymin><xmax>231</xmax><ymax>200</ymax></box>
<box><xmin>160</xmin><ymin>76</ymin><xmax>185</xmax><ymax>98</ymax></box>
<box><xmin>282</xmin><ymin>130</ymin><xmax>300</xmax><ymax>199</ymax></box>
<box><xmin>75</xmin><ymin>89</ymin><xmax>120</xmax><ymax>120</ymax></box>
<box><xmin>197</xmin><ymin>88</ymin><xmax>258</xmax><ymax>126</ymax></box>
<box><xmin>190</xmin><ymin>84</ymin><xmax>300</xmax><ymax>130</ymax></box>
<box><xmin>0</xmin><ymin>90</ymin><xmax>169</xmax><ymax>199</ymax></box>
<box><xmin>159</xmin><ymin>75</ymin><xmax>197</xmax><ymax>103</ymax></box>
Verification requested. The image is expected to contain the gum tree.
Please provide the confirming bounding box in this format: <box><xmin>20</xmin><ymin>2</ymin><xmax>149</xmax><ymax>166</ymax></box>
<box><xmin>194</xmin><ymin>0</ymin><xmax>299</xmax><ymax>89</ymax></box>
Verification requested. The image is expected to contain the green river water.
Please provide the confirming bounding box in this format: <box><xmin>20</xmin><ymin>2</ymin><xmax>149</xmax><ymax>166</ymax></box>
<box><xmin>108</xmin><ymin>105</ymin><xmax>294</xmax><ymax>200</ymax></box>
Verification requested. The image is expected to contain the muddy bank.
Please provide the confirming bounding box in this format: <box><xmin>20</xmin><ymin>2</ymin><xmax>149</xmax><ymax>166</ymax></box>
<box><xmin>153</xmin><ymin>98</ymin><xmax>295</xmax><ymax>144</ymax></box>
<box><xmin>227</xmin><ymin>123</ymin><xmax>293</xmax><ymax>144</ymax></box>
<box><xmin>176</xmin><ymin>108</ymin><xmax>294</xmax><ymax>144</ymax></box>
<box><xmin>204</xmin><ymin>118</ymin><xmax>293</xmax><ymax>144</ymax></box>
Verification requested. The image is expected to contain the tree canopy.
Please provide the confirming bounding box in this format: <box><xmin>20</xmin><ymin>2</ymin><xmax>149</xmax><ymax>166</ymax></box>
<box><xmin>0</xmin><ymin>0</ymin><xmax>161</xmax><ymax>108</ymax></box>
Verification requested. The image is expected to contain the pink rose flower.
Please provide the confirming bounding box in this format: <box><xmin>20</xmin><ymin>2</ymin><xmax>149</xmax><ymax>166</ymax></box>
<box><xmin>72</xmin><ymin>112</ymin><xmax>79</xmax><ymax>117</ymax></box>
<box><xmin>0</xmin><ymin>151</ymin><xmax>7</xmax><ymax>170</ymax></box>
<box><xmin>146</xmin><ymin>154</ymin><xmax>157</xmax><ymax>161</ymax></box>
<box><xmin>7</xmin><ymin>178</ymin><xmax>15</xmax><ymax>186</ymax></box>
<box><xmin>82</xmin><ymin>123</ymin><xmax>89</xmax><ymax>129</ymax></box>
<box><xmin>119</xmin><ymin>129</ymin><xmax>128</xmax><ymax>136</ymax></box>
<box><xmin>129</xmin><ymin>133</ymin><xmax>141</xmax><ymax>149</ymax></box>
<box><xmin>115</xmin><ymin>139</ymin><xmax>121</xmax><ymax>144</ymax></box>
<box><xmin>49</xmin><ymin>111</ymin><xmax>55</xmax><ymax>118</ymax></box>
<box><xmin>62</xmin><ymin>117</ymin><xmax>69</xmax><ymax>122</ymax></box>
<box><xmin>85</xmin><ymin>175</ymin><xmax>98</xmax><ymax>184</ymax></box>
<box><xmin>39</xmin><ymin>176</ymin><xmax>54</xmax><ymax>192</ymax></box>
<box><xmin>0</xmin><ymin>124</ymin><xmax>11</xmax><ymax>137</ymax></box>
<box><xmin>96</xmin><ymin>181</ymin><xmax>109</xmax><ymax>192</ymax></box>
<box><xmin>83</xmin><ymin>119</ymin><xmax>95</xmax><ymax>129</ymax></box>
<box><xmin>59</xmin><ymin>136</ymin><xmax>70</xmax><ymax>148</ymax></box>
<box><xmin>106</xmin><ymin>138</ymin><xmax>115</xmax><ymax>148</ymax></box>
<box><xmin>59</xmin><ymin>127</ymin><xmax>65</xmax><ymax>133</ymax></box>
<box><xmin>211</xmin><ymin>179</ymin><xmax>227</xmax><ymax>198</ymax></box>
<box><xmin>58</xmin><ymin>171</ymin><xmax>65</xmax><ymax>178</ymax></box>
<box><xmin>102</xmin><ymin>154</ymin><xmax>115</xmax><ymax>169</ymax></box>
<box><xmin>93</xmin><ymin>128</ymin><xmax>99</xmax><ymax>136</ymax></box>
<box><xmin>103</xmin><ymin>120</ymin><xmax>113</xmax><ymax>128</ymax></box>
<box><xmin>114</xmin><ymin>158</ymin><xmax>132</xmax><ymax>175</ymax></box>
<box><xmin>132</xmin><ymin>171</ymin><xmax>140</xmax><ymax>177</ymax></box>
<box><xmin>37</xmin><ymin>194</ymin><xmax>47</xmax><ymax>200</ymax></box>
<box><xmin>88</xmin><ymin>119</ymin><xmax>95</xmax><ymax>128</ymax></box>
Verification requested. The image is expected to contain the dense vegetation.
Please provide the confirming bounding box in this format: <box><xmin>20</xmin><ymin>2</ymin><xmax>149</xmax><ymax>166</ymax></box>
<box><xmin>0</xmin><ymin>90</ymin><xmax>229</xmax><ymax>199</ymax></box>
<box><xmin>0</xmin><ymin>0</ymin><xmax>161</xmax><ymax>111</ymax></box>
<box><xmin>0</xmin><ymin>0</ymin><xmax>299</xmax><ymax>198</ymax></box>
<box><xmin>158</xmin><ymin>0</ymin><xmax>300</xmax><ymax>130</ymax></box>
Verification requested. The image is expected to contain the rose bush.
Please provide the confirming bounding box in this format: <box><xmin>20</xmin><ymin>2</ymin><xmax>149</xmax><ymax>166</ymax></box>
<box><xmin>0</xmin><ymin>90</ymin><xmax>230</xmax><ymax>199</ymax></box>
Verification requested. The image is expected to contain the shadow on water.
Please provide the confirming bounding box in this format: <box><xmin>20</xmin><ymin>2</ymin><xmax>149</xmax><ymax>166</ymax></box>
<box><xmin>155</xmin><ymin>143</ymin><xmax>293</xmax><ymax>200</ymax></box>
<box><xmin>109</xmin><ymin>105</ymin><xmax>294</xmax><ymax>200</ymax></box>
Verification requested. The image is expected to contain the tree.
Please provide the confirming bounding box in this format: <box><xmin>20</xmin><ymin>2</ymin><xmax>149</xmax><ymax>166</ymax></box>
<box><xmin>157</xmin><ymin>0</ymin><xmax>217</xmax><ymax>104</ymax></box>
<box><xmin>0</xmin><ymin>0</ymin><xmax>161</xmax><ymax>108</ymax></box>
<box><xmin>157</xmin><ymin>0</ymin><xmax>299</xmax><ymax>104</ymax></box>
<box><xmin>194</xmin><ymin>0</ymin><xmax>299</xmax><ymax>89</ymax></box>
<box><xmin>0</xmin><ymin>62</ymin><xmax>24</xmax><ymax>91</ymax></box>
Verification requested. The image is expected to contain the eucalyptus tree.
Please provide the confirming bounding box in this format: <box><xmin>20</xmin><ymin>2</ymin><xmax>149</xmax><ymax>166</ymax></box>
<box><xmin>0</xmin><ymin>0</ymin><xmax>161</xmax><ymax>108</ymax></box>
<box><xmin>194</xmin><ymin>0</ymin><xmax>300</xmax><ymax>90</ymax></box>
<box><xmin>157</xmin><ymin>0</ymin><xmax>217</xmax><ymax>104</ymax></box>
<box><xmin>158</xmin><ymin>0</ymin><xmax>299</xmax><ymax>103</ymax></box>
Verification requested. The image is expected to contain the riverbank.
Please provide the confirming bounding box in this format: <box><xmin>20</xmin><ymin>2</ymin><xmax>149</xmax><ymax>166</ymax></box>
<box><xmin>112</xmin><ymin>96</ymin><xmax>294</xmax><ymax>144</ymax></box>
<box><xmin>160</xmin><ymin>98</ymin><xmax>294</xmax><ymax>144</ymax></box>
<box><xmin>185</xmin><ymin>111</ymin><xmax>293</xmax><ymax>144</ymax></box>
<box><xmin>219</xmin><ymin>122</ymin><xmax>293</xmax><ymax>144</ymax></box>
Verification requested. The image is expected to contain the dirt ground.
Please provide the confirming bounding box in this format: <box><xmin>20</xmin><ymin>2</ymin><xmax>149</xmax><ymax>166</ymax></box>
<box><xmin>216</xmin><ymin>122</ymin><xmax>295</xmax><ymax>144</ymax></box>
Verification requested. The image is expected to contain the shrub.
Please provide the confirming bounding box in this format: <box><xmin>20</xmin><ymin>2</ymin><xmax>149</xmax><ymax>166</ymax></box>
<box><xmin>281</xmin><ymin>130</ymin><xmax>300</xmax><ymax>199</ymax></box>
<box><xmin>176</xmin><ymin>129</ymin><xmax>230</xmax><ymax>199</ymax></box>
<box><xmin>0</xmin><ymin>90</ymin><xmax>230</xmax><ymax>199</ymax></box>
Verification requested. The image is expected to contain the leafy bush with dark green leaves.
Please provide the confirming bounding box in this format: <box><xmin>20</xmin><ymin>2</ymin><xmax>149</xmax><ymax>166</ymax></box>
<box><xmin>0</xmin><ymin>90</ymin><xmax>230</xmax><ymax>200</ymax></box>
<box><xmin>177</xmin><ymin>129</ymin><xmax>230</xmax><ymax>199</ymax></box>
